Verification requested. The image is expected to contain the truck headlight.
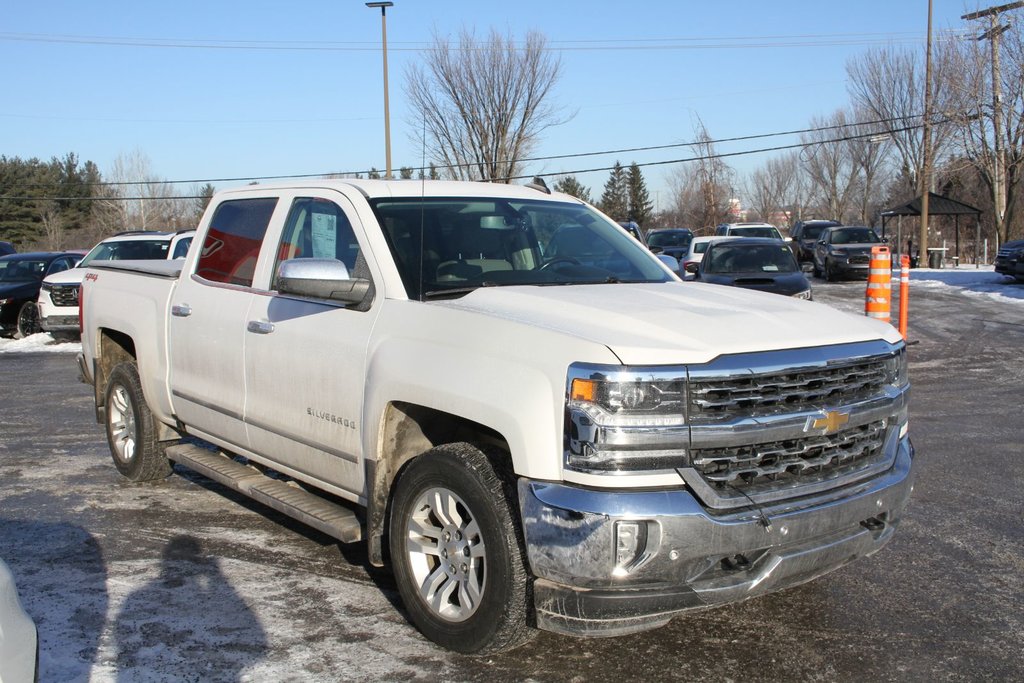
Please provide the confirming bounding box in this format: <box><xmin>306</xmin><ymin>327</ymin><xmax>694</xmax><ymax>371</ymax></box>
<box><xmin>40</xmin><ymin>282</ymin><xmax>53</xmax><ymax>292</ymax></box>
<box><xmin>883</xmin><ymin>346</ymin><xmax>909</xmax><ymax>388</ymax></box>
<box><xmin>565</xmin><ymin>364</ymin><xmax>689</xmax><ymax>474</ymax></box>
<box><xmin>792</xmin><ymin>289</ymin><xmax>812</xmax><ymax>300</ymax></box>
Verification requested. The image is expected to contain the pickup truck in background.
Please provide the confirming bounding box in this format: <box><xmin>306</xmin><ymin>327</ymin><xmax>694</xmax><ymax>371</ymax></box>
<box><xmin>37</xmin><ymin>229</ymin><xmax>194</xmax><ymax>339</ymax></box>
<box><xmin>78</xmin><ymin>179</ymin><xmax>915</xmax><ymax>653</ymax></box>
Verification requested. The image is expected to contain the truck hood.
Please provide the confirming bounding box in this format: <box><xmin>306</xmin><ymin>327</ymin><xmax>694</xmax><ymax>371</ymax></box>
<box><xmin>439</xmin><ymin>282</ymin><xmax>900</xmax><ymax>365</ymax></box>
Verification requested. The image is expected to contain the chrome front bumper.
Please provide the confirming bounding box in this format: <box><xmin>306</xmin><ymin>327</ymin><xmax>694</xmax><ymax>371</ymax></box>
<box><xmin>519</xmin><ymin>434</ymin><xmax>915</xmax><ymax>637</ymax></box>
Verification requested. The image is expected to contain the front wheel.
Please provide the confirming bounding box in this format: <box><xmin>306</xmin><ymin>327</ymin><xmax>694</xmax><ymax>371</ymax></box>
<box><xmin>14</xmin><ymin>302</ymin><xmax>40</xmax><ymax>339</ymax></box>
<box><xmin>104</xmin><ymin>362</ymin><xmax>172</xmax><ymax>481</ymax></box>
<box><xmin>389</xmin><ymin>443</ymin><xmax>532</xmax><ymax>654</ymax></box>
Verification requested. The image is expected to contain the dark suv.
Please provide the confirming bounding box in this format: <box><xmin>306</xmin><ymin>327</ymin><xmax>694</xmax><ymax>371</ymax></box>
<box><xmin>995</xmin><ymin>239</ymin><xmax>1024</xmax><ymax>282</ymax></box>
<box><xmin>645</xmin><ymin>228</ymin><xmax>694</xmax><ymax>260</ymax></box>
<box><xmin>789</xmin><ymin>219</ymin><xmax>840</xmax><ymax>263</ymax></box>
<box><xmin>0</xmin><ymin>241</ymin><xmax>15</xmax><ymax>257</ymax></box>
<box><xmin>812</xmin><ymin>226</ymin><xmax>885</xmax><ymax>281</ymax></box>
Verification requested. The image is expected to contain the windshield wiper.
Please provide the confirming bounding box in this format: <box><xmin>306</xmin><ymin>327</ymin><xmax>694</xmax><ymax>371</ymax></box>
<box><xmin>423</xmin><ymin>281</ymin><xmax>498</xmax><ymax>300</ymax></box>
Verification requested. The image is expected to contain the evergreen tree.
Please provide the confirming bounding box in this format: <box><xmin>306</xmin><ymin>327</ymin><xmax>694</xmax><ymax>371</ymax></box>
<box><xmin>626</xmin><ymin>162</ymin><xmax>654</xmax><ymax>227</ymax></box>
<box><xmin>598</xmin><ymin>162</ymin><xmax>629</xmax><ymax>220</ymax></box>
<box><xmin>553</xmin><ymin>175</ymin><xmax>592</xmax><ymax>203</ymax></box>
<box><xmin>368</xmin><ymin>167</ymin><xmax>382</xmax><ymax>180</ymax></box>
<box><xmin>399</xmin><ymin>166</ymin><xmax>414</xmax><ymax>180</ymax></box>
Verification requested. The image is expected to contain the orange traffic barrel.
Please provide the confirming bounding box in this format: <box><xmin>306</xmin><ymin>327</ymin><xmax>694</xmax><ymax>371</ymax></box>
<box><xmin>865</xmin><ymin>245</ymin><xmax>891</xmax><ymax>323</ymax></box>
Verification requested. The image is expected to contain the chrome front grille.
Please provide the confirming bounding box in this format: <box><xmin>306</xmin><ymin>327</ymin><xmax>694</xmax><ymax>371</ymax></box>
<box><xmin>50</xmin><ymin>284</ymin><xmax>79</xmax><ymax>307</ymax></box>
<box><xmin>689</xmin><ymin>357</ymin><xmax>889</xmax><ymax>423</ymax></box>
<box><xmin>848</xmin><ymin>254</ymin><xmax>870</xmax><ymax>265</ymax></box>
<box><xmin>692</xmin><ymin>420</ymin><xmax>887</xmax><ymax>488</ymax></box>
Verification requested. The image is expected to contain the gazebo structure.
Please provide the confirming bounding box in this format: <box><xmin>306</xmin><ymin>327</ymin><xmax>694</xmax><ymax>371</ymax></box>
<box><xmin>880</xmin><ymin>192</ymin><xmax>983</xmax><ymax>267</ymax></box>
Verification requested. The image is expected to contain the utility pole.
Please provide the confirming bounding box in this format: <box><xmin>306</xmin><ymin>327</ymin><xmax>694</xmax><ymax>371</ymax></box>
<box><xmin>919</xmin><ymin>0</ymin><xmax>934</xmax><ymax>266</ymax></box>
<box><xmin>366</xmin><ymin>2</ymin><xmax>394</xmax><ymax>179</ymax></box>
<box><xmin>962</xmin><ymin>1</ymin><xmax>1024</xmax><ymax>246</ymax></box>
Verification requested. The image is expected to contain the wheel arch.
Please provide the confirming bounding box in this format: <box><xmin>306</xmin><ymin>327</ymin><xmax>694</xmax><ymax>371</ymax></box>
<box><xmin>365</xmin><ymin>401</ymin><xmax>514</xmax><ymax>567</ymax></box>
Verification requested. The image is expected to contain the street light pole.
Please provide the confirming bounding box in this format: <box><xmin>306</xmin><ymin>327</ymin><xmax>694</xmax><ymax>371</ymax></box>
<box><xmin>366</xmin><ymin>2</ymin><xmax>394</xmax><ymax>179</ymax></box>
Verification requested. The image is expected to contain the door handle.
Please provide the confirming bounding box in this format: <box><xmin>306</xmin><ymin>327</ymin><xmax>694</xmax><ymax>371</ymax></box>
<box><xmin>171</xmin><ymin>304</ymin><xmax>192</xmax><ymax>317</ymax></box>
<box><xmin>247</xmin><ymin>320</ymin><xmax>275</xmax><ymax>335</ymax></box>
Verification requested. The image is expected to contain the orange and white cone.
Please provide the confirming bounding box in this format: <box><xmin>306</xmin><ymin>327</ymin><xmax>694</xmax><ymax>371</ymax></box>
<box><xmin>865</xmin><ymin>245</ymin><xmax>891</xmax><ymax>323</ymax></box>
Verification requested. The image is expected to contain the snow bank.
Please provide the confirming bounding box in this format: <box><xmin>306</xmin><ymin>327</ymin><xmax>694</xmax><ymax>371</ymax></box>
<box><xmin>0</xmin><ymin>333</ymin><xmax>81</xmax><ymax>354</ymax></box>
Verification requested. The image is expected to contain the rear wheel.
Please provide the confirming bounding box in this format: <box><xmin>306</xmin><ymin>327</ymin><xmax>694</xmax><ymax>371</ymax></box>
<box><xmin>14</xmin><ymin>302</ymin><xmax>40</xmax><ymax>339</ymax></box>
<box><xmin>389</xmin><ymin>443</ymin><xmax>532</xmax><ymax>654</ymax></box>
<box><xmin>104</xmin><ymin>362</ymin><xmax>172</xmax><ymax>481</ymax></box>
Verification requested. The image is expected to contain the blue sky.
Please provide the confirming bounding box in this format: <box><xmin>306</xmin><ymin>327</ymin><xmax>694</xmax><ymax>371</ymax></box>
<box><xmin>1</xmin><ymin>1</ymin><xmax>980</xmax><ymax>208</ymax></box>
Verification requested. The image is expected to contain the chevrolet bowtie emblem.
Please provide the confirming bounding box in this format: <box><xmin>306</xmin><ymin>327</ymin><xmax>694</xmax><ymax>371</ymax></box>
<box><xmin>810</xmin><ymin>411</ymin><xmax>850</xmax><ymax>434</ymax></box>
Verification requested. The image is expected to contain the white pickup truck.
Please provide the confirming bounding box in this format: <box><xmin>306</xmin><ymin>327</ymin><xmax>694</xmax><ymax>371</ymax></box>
<box><xmin>78</xmin><ymin>179</ymin><xmax>915</xmax><ymax>653</ymax></box>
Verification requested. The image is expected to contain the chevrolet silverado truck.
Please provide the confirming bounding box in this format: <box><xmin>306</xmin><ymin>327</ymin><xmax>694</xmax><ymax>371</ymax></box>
<box><xmin>78</xmin><ymin>179</ymin><xmax>915</xmax><ymax>653</ymax></box>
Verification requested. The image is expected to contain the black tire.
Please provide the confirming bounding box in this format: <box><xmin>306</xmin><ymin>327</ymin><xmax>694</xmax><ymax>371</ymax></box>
<box><xmin>824</xmin><ymin>260</ymin><xmax>836</xmax><ymax>282</ymax></box>
<box><xmin>103</xmin><ymin>362</ymin><xmax>172</xmax><ymax>482</ymax></box>
<box><xmin>389</xmin><ymin>443</ymin><xmax>532</xmax><ymax>654</ymax></box>
<box><xmin>812</xmin><ymin>259</ymin><xmax>822</xmax><ymax>278</ymax></box>
<box><xmin>14</xmin><ymin>302</ymin><xmax>40</xmax><ymax>339</ymax></box>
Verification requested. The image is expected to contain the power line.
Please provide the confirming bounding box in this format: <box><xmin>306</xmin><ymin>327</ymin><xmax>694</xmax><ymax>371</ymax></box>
<box><xmin>0</xmin><ymin>30</ymin><xmax>971</xmax><ymax>53</ymax></box>
<box><xmin>2</xmin><ymin>113</ymin><xmax>929</xmax><ymax>193</ymax></box>
<box><xmin>0</xmin><ymin>120</ymin><xmax>929</xmax><ymax>203</ymax></box>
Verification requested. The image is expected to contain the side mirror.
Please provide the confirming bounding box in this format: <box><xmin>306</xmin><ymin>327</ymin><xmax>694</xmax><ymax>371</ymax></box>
<box><xmin>277</xmin><ymin>258</ymin><xmax>370</xmax><ymax>304</ymax></box>
<box><xmin>656</xmin><ymin>254</ymin><xmax>680</xmax><ymax>274</ymax></box>
<box><xmin>684</xmin><ymin>262</ymin><xmax>699</xmax><ymax>274</ymax></box>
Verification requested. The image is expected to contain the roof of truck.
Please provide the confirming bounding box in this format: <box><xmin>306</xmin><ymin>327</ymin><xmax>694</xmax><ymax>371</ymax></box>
<box><xmin>217</xmin><ymin>178</ymin><xmax>583</xmax><ymax>202</ymax></box>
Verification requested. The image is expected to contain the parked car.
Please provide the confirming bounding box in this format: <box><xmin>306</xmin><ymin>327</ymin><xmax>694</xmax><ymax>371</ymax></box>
<box><xmin>812</xmin><ymin>225</ymin><xmax>885</xmax><ymax>282</ymax></box>
<box><xmin>0</xmin><ymin>251</ymin><xmax>80</xmax><ymax>338</ymax></box>
<box><xmin>789</xmin><ymin>219</ymin><xmax>841</xmax><ymax>263</ymax></box>
<box><xmin>38</xmin><ymin>229</ymin><xmax>194</xmax><ymax>338</ymax></box>
<box><xmin>680</xmin><ymin>235</ymin><xmax>719</xmax><ymax>275</ymax></box>
<box><xmin>645</xmin><ymin>228</ymin><xmax>694</xmax><ymax>260</ymax></box>
<box><xmin>616</xmin><ymin>220</ymin><xmax>644</xmax><ymax>242</ymax></box>
<box><xmin>994</xmin><ymin>239</ymin><xmax>1024</xmax><ymax>282</ymax></box>
<box><xmin>0</xmin><ymin>241</ymin><xmax>15</xmax><ymax>257</ymax></box>
<box><xmin>714</xmin><ymin>222</ymin><xmax>786</xmax><ymax>240</ymax></box>
<box><xmin>0</xmin><ymin>557</ymin><xmax>37</xmax><ymax>683</ymax></box>
<box><xmin>695</xmin><ymin>237</ymin><xmax>812</xmax><ymax>298</ymax></box>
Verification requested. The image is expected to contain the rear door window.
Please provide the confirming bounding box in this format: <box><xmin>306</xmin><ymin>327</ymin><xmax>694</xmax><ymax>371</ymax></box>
<box><xmin>196</xmin><ymin>198</ymin><xmax>278</xmax><ymax>287</ymax></box>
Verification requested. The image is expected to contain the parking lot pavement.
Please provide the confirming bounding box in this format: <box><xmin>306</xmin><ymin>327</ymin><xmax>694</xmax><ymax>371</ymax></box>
<box><xmin>1</xmin><ymin>278</ymin><xmax>1023</xmax><ymax>681</ymax></box>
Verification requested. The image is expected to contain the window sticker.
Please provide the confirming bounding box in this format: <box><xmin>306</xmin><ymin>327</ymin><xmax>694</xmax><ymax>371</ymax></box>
<box><xmin>311</xmin><ymin>212</ymin><xmax>338</xmax><ymax>259</ymax></box>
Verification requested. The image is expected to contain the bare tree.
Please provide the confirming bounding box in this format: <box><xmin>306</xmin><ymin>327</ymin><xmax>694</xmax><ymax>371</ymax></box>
<box><xmin>846</xmin><ymin>43</ymin><xmax>958</xmax><ymax>197</ymax></box>
<box><xmin>846</xmin><ymin>112</ymin><xmax>894</xmax><ymax>224</ymax></box>
<box><xmin>746</xmin><ymin>153</ymin><xmax>799</xmax><ymax>226</ymax></box>
<box><xmin>945</xmin><ymin>20</ymin><xmax>1024</xmax><ymax>243</ymax></box>
<box><xmin>405</xmin><ymin>28</ymin><xmax>565</xmax><ymax>182</ymax></box>
<box><xmin>800</xmin><ymin>110</ymin><xmax>859</xmax><ymax>222</ymax></box>
<box><xmin>97</xmin><ymin>150</ymin><xmax>193</xmax><ymax>233</ymax></box>
<box><xmin>38</xmin><ymin>200</ymin><xmax>65</xmax><ymax>250</ymax></box>
<box><xmin>667</xmin><ymin>123</ymin><xmax>735</xmax><ymax>230</ymax></box>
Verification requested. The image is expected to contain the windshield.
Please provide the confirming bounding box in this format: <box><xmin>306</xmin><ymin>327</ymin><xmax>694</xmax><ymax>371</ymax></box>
<box><xmin>79</xmin><ymin>238</ymin><xmax>170</xmax><ymax>266</ymax></box>
<box><xmin>0</xmin><ymin>259</ymin><xmax>48</xmax><ymax>282</ymax></box>
<box><xmin>371</xmin><ymin>197</ymin><xmax>672</xmax><ymax>299</ymax></box>
<box><xmin>731</xmin><ymin>226</ymin><xmax>780</xmax><ymax>239</ymax></box>
<box><xmin>802</xmin><ymin>223</ymin><xmax>837</xmax><ymax>240</ymax></box>
<box><xmin>648</xmin><ymin>231</ymin><xmax>691</xmax><ymax>248</ymax></box>
<box><xmin>830</xmin><ymin>227</ymin><xmax>880</xmax><ymax>245</ymax></box>
<box><xmin>704</xmin><ymin>243</ymin><xmax>798</xmax><ymax>274</ymax></box>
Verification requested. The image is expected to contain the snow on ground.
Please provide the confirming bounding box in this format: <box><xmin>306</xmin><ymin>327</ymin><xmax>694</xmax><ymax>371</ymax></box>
<box><xmin>0</xmin><ymin>332</ymin><xmax>81</xmax><ymax>354</ymax></box>
<box><xmin>908</xmin><ymin>265</ymin><xmax>1024</xmax><ymax>304</ymax></box>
